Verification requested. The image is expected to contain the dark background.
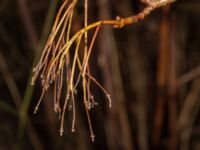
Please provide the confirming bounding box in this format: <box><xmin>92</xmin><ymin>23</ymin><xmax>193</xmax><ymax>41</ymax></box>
<box><xmin>0</xmin><ymin>0</ymin><xmax>200</xmax><ymax>149</ymax></box>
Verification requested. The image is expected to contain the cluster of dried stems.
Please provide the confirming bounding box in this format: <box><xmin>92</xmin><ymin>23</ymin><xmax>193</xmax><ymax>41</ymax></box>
<box><xmin>31</xmin><ymin>0</ymin><xmax>175</xmax><ymax>140</ymax></box>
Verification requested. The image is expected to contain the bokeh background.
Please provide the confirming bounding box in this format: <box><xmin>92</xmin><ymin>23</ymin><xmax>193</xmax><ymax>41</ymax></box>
<box><xmin>0</xmin><ymin>0</ymin><xmax>200</xmax><ymax>149</ymax></box>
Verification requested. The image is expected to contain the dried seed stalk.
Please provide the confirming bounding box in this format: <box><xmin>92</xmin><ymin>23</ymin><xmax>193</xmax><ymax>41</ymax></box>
<box><xmin>31</xmin><ymin>0</ymin><xmax>176</xmax><ymax>140</ymax></box>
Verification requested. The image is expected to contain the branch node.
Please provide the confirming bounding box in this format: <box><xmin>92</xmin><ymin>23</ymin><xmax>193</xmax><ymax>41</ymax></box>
<box><xmin>114</xmin><ymin>16</ymin><xmax>125</xmax><ymax>28</ymax></box>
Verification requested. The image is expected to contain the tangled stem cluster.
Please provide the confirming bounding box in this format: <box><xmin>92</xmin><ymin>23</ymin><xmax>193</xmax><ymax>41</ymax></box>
<box><xmin>31</xmin><ymin>0</ymin><xmax>175</xmax><ymax>141</ymax></box>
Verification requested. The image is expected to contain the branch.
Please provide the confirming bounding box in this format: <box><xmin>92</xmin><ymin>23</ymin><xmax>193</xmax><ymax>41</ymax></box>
<box><xmin>31</xmin><ymin>0</ymin><xmax>176</xmax><ymax>140</ymax></box>
<box><xmin>72</xmin><ymin>0</ymin><xmax>176</xmax><ymax>32</ymax></box>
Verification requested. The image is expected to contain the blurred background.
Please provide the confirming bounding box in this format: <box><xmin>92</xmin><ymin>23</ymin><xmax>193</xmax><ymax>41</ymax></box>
<box><xmin>0</xmin><ymin>0</ymin><xmax>200</xmax><ymax>149</ymax></box>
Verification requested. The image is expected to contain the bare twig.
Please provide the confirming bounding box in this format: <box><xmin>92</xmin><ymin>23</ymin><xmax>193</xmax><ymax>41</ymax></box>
<box><xmin>168</xmin><ymin>15</ymin><xmax>178</xmax><ymax>150</ymax></box>
<box><xmin>31</xmin><ymin>0</ymin><xmax>176</xmax><ymax>140</ymax></box>
<box><xmin>177</xmin><ymin>78</ymin><xmax>200</xmax><ymax>150</ymax></box>
<box><xmin>178</xmin><ymin>65</ymin><xmax>200</xmax><ymax>86</ymax></box>
<box><xmin>153</xmin><ymin>7</ymin><xmax>170</xmax><ymax>149</ymax></box>
<box><xmin>17</xmin><ymin>0</ymin><xmax>38</xmax><ymax>48</ymax></box>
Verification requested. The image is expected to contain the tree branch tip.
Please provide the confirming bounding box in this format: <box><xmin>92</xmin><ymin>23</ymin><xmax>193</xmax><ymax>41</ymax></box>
<box><xmin>91</xmin><ymin>135</ymin><xmax>95</xmax><ymax>142</ymax></box>
<box><xmin>71</xmin><ymin>129</ymin><xmax>75</xmax><ymax>132</ymax></box>
<box><xmin>54</xmin><ymin>104</ymin><xmax>59</xmax><ymax>113</ymax></box>
<box><xmin>34</xmin><ymin>108</ymin><xmax>38</xmax><ymax>114</ymax></box>
<box><xmin>31</xmin><ymin>81</ymin><xmax>35</xmax><ymax>86</ymax></box>
<box><xmin>59</xmin><ymin>128</ymin><xmax>64</xmax><ymax>136</ymax></box>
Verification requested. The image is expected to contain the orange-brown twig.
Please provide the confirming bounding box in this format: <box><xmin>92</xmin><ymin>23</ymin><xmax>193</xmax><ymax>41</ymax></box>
<box><xmin>31</xmin><ymin>0</ymin><xmax>176</xmax><ymax>141</ymax></box>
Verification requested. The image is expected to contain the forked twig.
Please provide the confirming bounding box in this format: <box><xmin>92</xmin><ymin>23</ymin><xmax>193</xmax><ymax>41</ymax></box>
<box><xmin>31</xmin><ymin>0</ymin><xmax>176</xmax><ymax>140</ymax></box>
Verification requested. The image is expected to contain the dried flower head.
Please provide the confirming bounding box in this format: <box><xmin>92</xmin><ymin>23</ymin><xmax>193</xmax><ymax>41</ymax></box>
<box><xmin>31</xmin><ymin>0</ymin><xmax>111</xmax><ymax>141</ymax></box>
<box><xmin>31</xmin><ymin>0</ymin><xmax>175</xmax><ymax>141</ymax></box>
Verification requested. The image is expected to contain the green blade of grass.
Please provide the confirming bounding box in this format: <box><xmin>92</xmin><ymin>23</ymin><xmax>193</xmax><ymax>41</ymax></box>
<box><xmin>18</xmin><ymin>0</ymin><xmax>59</xmax><ymax>148</ymax></box>
<box><xmin>0</xmin><ymin>99</ymin><xmax>18</xmax><ymax>117</ymax></box>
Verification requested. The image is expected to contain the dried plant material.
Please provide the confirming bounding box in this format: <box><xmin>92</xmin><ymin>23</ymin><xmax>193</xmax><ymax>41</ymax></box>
<box><xmin>31</xmin><ymin>0</ymin><xmax>176</xmax><ymax>140</ymax></box>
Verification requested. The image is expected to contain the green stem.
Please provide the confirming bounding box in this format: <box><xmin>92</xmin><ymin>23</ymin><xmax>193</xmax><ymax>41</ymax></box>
<box><xmin>18</xmin><ymin>0</ymin><xmax>59</xmax><ymax>148</ymax></box>
<box><xmin>0</xmin><ymin>100</ymin><xmax>18</xmax><ymax>117</ymax></box>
